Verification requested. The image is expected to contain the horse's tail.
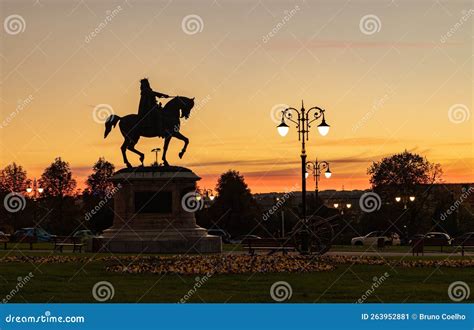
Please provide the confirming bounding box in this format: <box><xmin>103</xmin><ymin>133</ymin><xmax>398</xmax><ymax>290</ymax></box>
<box><xmin>104</xmin><ymin>114</ymin><xmax>121</xmax><ymax>139</ymax></box>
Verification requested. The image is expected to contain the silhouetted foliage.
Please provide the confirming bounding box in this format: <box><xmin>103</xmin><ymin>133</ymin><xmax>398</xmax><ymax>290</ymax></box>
<box><xmin>39</xmin><ymin>157</ymin><xmax>78</xmax><ymax>233</ymax></box>
<box><xmin>363</xmin><ymin>151</ymin><xmax>445</xmax><ymax>239</ymax></box>
<box><xmin>39</xmin><ymin>157</ymin><xmax>77</xmax><ymax>198</ymax></box>
<box><xmin>368</xmin><ymin>150</ymin><xmax>442</xmax><ymax>189</ymax></box>
<box><xmin>0</xmin><ymin>163</ymin><xmax>30</xmax><ymax>193</ymax></box>
<box><xmin>203</xmin><ymin>170</ymin><xmax>260</xmax><ymax>236</ymax></box>
<box><xmin>85</xmin><ymin>157</ymin><xmax>115</xmax><ymax>197</ymax></box>
<box><xmin>0</xmin><ymin>163</ymin><xmax>30</xmax><ymax>233</ymax></box>
<box><xmin>82</xmin><ymin>158</ymin><xmax>116</xmax><ymax>233</ymax></box>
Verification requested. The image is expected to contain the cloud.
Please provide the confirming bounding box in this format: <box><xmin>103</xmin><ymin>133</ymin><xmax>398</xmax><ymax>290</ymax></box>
<box><xmin>264</xmin><ymin>39</ymin><xmax>460</xmax><ymax>51</ymax></box>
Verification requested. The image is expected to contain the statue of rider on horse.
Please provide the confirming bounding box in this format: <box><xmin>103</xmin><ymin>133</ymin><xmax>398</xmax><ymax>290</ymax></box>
<box><xmin>104</xmin><ymin>78</ymin><xmax>195</xmax><ymax>168</ymax></box>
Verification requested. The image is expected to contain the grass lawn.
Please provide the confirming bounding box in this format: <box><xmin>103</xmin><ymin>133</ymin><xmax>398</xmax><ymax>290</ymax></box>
<box><xmin>1</xmin><ymin>252</ymin><xmax>472</xmax><ymax>303</ymax></box>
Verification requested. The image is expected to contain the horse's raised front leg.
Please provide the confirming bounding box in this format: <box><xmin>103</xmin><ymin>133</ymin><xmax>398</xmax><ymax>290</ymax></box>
<box><xmin>121</xmin><ymin>140</ymin><xmax>132</xmax><ymax>168</ymax></box>
<box><xmin>162</xmin><ymin>136</ymin><xmax>171</xmax><ymax>166</ymax></box>
<box><xmin>127</xmin><ymin>139</ymin><xmax>145</xmax><ymax>166</ymax></box>
<box><xmin>172</xmin><ymin>131</ymin><xmax>189</xmax><ymax>159</ymax></box>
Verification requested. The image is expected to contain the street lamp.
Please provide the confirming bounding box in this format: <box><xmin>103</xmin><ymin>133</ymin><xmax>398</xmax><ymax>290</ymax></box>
<box><xmin>26</xmin><ymin>178</ymin><xmax>43</xmax><ymax>200</ymax></box>
<box><xmin>276</xmin><ymin>100</ymin><xmax>330</xmax><ymax>253</ymax></box>
<box><xmin>199</xmin><ymin>189</ymin><xmax>216</xmax><ymax>207</ymax></box>
<box><xmin>151</xmin><ymin>148</ymin><xmax>161</xmax><ymax>166</ymax></box>
<box><xmin>333</xmin><ymin>202</ymin><xmax>352</xmax><ymax>215</ymax></box>
<box><xmin>306</xmin><ymin>159</ymin><xmax>331</xmax><ymax>208</ymax></box>
<box><xmin>395</xmin><ymin>195</ymin><xmax>416</xmax><ymax>209</ymax></box>
<box><xmin>26</xmin><ymin>178</ymin><xmax>43</xmax><ymax>226</ymax></box>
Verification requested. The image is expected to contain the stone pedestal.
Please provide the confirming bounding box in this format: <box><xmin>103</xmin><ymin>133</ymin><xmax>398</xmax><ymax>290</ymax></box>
<box><xmin>93</xmin><ymin>166</ymin><xmax>221</xmax><ymax>254</ymax></box>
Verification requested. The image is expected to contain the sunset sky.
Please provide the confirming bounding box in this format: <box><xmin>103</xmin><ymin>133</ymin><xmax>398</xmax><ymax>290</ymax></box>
<box><xmin>1</xmin><ymin>0</ymin><xmax>472</xmax><ymax>193</ymax></box>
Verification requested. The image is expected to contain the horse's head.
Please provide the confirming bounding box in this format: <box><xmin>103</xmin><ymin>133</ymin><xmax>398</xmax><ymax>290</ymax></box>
<box><xmin>176</xmin><ymin>96</ymin><xmax>195</xmax><ymax>119</ymax></box>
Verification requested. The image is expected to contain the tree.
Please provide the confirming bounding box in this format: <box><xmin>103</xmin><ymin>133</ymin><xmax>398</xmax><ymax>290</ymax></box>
<box><xmin>205</xmin><ymin>170</ymin><xmax>260</xmax><ymax>236</ymax></box>
<box><xmin>368</xmin><ymin>150</ymin><xmax>442</xmax><ymax>189</ymax></box>
<box><xmin>0</xmin><ymin>163</ymin><xmax>30</xmax><ymax>233</ymax></box>
<box><xmin>39</xmin><ymin>157</ymin><xmax>78</xmax><ymax>233</ymax></box>
<box><xmin>39</xmin><ymin>157</ymin><xmax>77</xmax><ymax>197</ymax></box>
<box><xmin>83</xmin><ymin>158</ymin><xmax>115</xmax><ymax>233</ymax></box>
<box><xmin>85</xmin><ymin>157</ymin><xmax>115</xmax><ymax>197</ymax></box>
<box><xmin>366</xmin><ymin>151</ymin><xmax>443</xmax><ymax>237</ymax></box>
<box><xmin>0</xmin><ymin>163</ymin><xmax>29</xmax><ymax>193</ymax></box>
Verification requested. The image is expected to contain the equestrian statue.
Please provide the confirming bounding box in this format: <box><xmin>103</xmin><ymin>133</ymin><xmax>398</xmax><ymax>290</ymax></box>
<box><xmin>104</xmin><ymin>78</ymin><xmax>195</xmax><ymax>167</ymax></box>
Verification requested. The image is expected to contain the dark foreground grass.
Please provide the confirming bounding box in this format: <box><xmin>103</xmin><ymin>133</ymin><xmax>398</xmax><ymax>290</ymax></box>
<box><xmin>1</xmin><ymin>257</ymin><xmax>473</xmax><ymax>303</ymax></box>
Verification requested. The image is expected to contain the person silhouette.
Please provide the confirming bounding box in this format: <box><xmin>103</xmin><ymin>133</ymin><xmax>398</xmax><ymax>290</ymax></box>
<box><xmin>137</xmin><ymin>78</ymin><xmax>169</xmax><ymax>131</ymax></box>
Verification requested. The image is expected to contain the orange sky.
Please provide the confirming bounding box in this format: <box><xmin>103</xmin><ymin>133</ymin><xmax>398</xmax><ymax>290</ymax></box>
<box><xmin>1</xmin><ymin>0</ymin><xmax>472</xmax><ymax>193</ymax></box>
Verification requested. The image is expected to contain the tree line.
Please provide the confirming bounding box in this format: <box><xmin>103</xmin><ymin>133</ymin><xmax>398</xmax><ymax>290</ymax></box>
<box><xmin>0</xmin><ymin>157</ymin><xmax>115</xmax><ymax>235</ymax></box>
<box><xmin>0</xmin><ymin>150</ymin><xmax>472</xmax><ymax>240</ymax></box>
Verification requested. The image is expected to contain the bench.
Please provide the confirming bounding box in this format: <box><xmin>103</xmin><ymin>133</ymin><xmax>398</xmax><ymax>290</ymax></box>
<box><xmin>452</xmin><ymin>238</ymin><xmax>474</xmax><ymax>256</ymax></box>
<box><xmin>53</xmin><ymin>236</ymin><xmax>84</xmax><ymax>253</ymax></box>
<box><xmin>411</xmin><ymin>238</ymin><xmax>450</xmax><ymax>256</ymax></box>
<box><xmin>1</xmin><ymin>235</ymin><xmax>40</xmax><ymax>250</ymax></box>
<box><xmin>15</xmin><ymin>236</ymin><xmax>37</xmax><ymax>250</ymax></box>
<box><xmin>242</xmin><ymin>238</ymin><xmax>296</xmax><ymax>255</ymax></box>
<box><xmin>0</xmin><ymin>235</ymin><xmax>9</xmax><ymax>250</ymax></box>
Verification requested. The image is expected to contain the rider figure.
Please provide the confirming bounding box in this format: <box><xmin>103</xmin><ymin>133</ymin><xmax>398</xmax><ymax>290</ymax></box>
<box><xmin>138</xmin><ymin>78</ymin><xmax>169</xmax><ymax>131</ymax></box>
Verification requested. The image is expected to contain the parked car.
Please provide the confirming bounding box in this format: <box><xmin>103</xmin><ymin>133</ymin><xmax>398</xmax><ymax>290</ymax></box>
<box><xmin>351</xmin><ymin>231</ymin><xmax>401</xmax><ymax>246</ymax></box>
<box><xmin>12</xmin><ymin>228</ymin><xmax>56</xmax><ymax>242</ymax></box>
<box><xmin>229</xmin><ymin>235</ymin><xmax>262</xmax><ymax>244</ymax></box>
<box><xmin>207</xmin><ymin>229</ymin><xmax>231</xmax><ymax>243</ymax></box>
<box><xmin>423</xmin><ymin>232</ymin><xmax>452</xmax><ymax>245</ymax></box>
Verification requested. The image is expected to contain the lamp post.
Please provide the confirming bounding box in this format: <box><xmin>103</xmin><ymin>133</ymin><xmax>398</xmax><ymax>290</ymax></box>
<box><xmin>151</xmin><ymin>148</ymin><xmax>161</xmax><ymax>166</ymax></box>
<box><xmin>276</xmin><ymin>100</ymin><xmax>330</xmax><ymax>253</ymax></box>
<box><xmin>305</xmin><ymin>159</ymin><xmax>331</xmax><ymax>206</ymax></box>
<box><xmin>197</xmin><ymin>189</ymin><xmax>216</xmax><ymax>207</ymax></box>
<box><xmin>395</xmin><ymin>195</ymin><xmax>415</xmax><ymax>209</ymax></box>
<box><xmin>333</xmin><ymin>202</ymin><xmax>352</xmax><ymax>215</ymax></box>
<box><xmin>26</xmin><ymin>178</ymin><xmax>43</xmax><ymax>226</ymax></box>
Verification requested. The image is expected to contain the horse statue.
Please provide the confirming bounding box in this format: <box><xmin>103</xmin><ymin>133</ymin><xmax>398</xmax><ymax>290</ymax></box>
<box><xmin>104</xmin><ymin>96</ymin><xmax>195</xmax><ymax>168</ymax></box>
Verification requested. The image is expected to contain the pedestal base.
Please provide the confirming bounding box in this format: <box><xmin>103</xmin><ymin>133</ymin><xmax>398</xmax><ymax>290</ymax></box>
<box><xmin>93</xmin><ymin>166</ymin><xmax>222</xmax><ymax>254</ymax></box>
